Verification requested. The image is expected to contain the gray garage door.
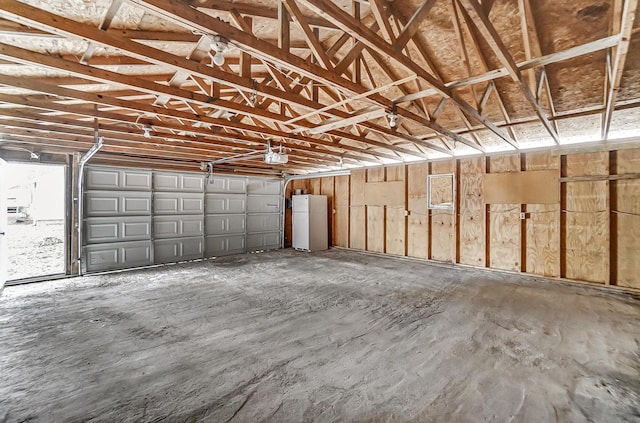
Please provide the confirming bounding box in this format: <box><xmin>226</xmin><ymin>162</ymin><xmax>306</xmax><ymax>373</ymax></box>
<box><xmin>246</xmin><ymin>179</ymin><xmax>282</xmax><ymax>252</ymax></box>
<box><xmin>153</xmin><ymin>171</ymin><xmax>205</xmax><ymax>264</ymax></box>
<box><xmin>83</xmin><ymin>166</ymin><xmax>282</xmax><ymax>273</ymax></box>
<box><xmin>204</xmin><ymin>175</ymin><xmax>247</xmax><ymax>257</ymax></box>
<box><xmin>83</xmin><ymin>167</ymin><xmax>153</xmax><ymax>272</ymax></box>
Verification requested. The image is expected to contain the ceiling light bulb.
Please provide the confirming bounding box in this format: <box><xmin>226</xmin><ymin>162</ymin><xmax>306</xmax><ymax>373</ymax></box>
<box><xmin>388</xmin><ymin>110</ymin><xmax>398</xmax><ymax>128</ymax></box>
<box><xmin>212</xmin><ymin>52</ymin><xmax>225</xmax><ymax>66</ymax></box>
<box><xmin>142</xmin><ymin>125</ymin><xmax>152</xmax><ymax>139</ymax></box>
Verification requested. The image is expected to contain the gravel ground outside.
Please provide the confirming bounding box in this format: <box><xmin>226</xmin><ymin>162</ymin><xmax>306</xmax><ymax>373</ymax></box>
<box><xmin>6</xmin><ymin>218</ymin><xmax>65</xmax><ymax>280</ymax></box>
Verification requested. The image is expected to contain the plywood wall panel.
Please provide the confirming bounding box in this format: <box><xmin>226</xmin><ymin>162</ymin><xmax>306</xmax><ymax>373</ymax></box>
<box><xmin>366</xmin><ymin>167</ymin><xmax>385</xmax><ymax>253</ymax></box>
<box><xmin>566</xmin><ymin>151</ymin><xmax>608</xmax><ymax>176</ymax></box>
<box><xmin>309</xmin><ymin>178</ymin><xmax>321</xmax><ymax>195</ymax></box>
<box><xmin>407</xmin><ymin>163</ymin><xmax>429</xmax><ymax>259</ymax></box>
<box><xmin>564</xmin><ymin>181</ymin><xmax>609</xmax><ymax>283</ymax></box>
<box><xmin>613</xmin><ymin>147</ymin><xmax>640</xmax><ymax>173</ymax></box>
<box><xmin>564</xmin><ymin>151</ymin><xmax>609</xmax><ymax>284</ymax></box>
<box><xmin>291</xmin><ymin>178</ymin><xmax>311</xmax><ymax>194</ymax></box>
<box><xmin>386</xmin><ymin>165</ymin><xmax>404</xmax><ymax>181</ymax></box>
<box><xmin>320</xmin><ymin>177</ymin><xmax>334</xmax><ymax>247</ymax></box>
<box><xmin>524</xmin><ymin>152</ymin><xmax>560</xmax><ymax>277</ymax></box>
<box><xmin>385</xmin><ymin>165</ymin><xmax>406</xmax><ymax>256</ymax></box>
<box><xmin>612</xmin><ymin>148</ymin><xmax>640</xmax><ymax>288</ymax></box>
<box><xmin>334</xmin><ymin>175</ymin><xmax>350</xmax><ymax>248</ymax></box>
<box><xmin>488</xmin><ymin>154</ymin><xmax>521</xmax><ymax>271</ymax></box>
<box><xmin>458</xmin><ymin>157</ymin><xmax>485</xmax><ymax>266</ymax></box>
<box><xmin>430</xmin><ymin>161</ymin><xmax>454</xmax><ymax>262</ymax></box>
<box><xmin>325</xmin><ymin>147</ymin><xmax>637</xmax><ymax>292</ymax></box>
<box><xmin>349</xmin><ymin>169</ymin><xmax>366</xmax><ymax>250</ymax></box>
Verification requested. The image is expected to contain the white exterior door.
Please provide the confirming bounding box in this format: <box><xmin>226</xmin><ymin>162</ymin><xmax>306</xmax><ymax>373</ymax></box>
<box><xmin>0</xmin><ymin>158</ymin><xmax>7</xmax><ymax>293</ymax></box>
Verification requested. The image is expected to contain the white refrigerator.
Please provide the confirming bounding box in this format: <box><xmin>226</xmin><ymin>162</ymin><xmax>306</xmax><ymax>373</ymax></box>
<box><xmin>292</xmin><ymin>195</ymin><xmax>328</xmax><ymax>252</ymax></box>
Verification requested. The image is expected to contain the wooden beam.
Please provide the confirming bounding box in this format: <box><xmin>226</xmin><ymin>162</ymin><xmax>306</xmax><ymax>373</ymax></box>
<box><xmin>192</xmin><ymin>0</ymin><xmax>338</xmax><ymax>30</ymax></box>
<box><xmin>369</xmin><ymin>0</ymin><xmax>396</xmax><ymax>43</ymax></box>
<box><xmin>393</xmin><ymin>0</ymin><xmax>437</xmax><ymax>51</ymax></box>
<box><xmin>283</xmin><ymin>0</ymin><xmax>333</xmax><ymax>69</ymax></box>
<box><xmin>602</xmin><ymin>0</ymin><xmax>638</xmax><ymax>139</ymax></box>
<box><xmin>395</xmin><ymin>34</ymin><xmax>621</xmax><ymax>104</ymax></box>
<box><xmin>457</xmin><ymin>0</ymin><xmax>559</xmax><ymax>144</ymax></box>
<box><xmin>0</xmin><ymin>42</ymin><xmax>288</xmax><ymax>124</ymax></box>
<box><xmin>80</xmin><ymin>0</ymin><xmax>124</xmax><ymax>64</ymax></box>
<box><xmin>0</xmin><ymin>1</ymin><xmax>440</xmax><ymax>158</ymax></box>
<box><xmin>0</xmin><ymin>1</ymin><xmax>343</xmax><ymax>118</ymax></box>
<box><xmin>0</xmin><ymin>119</ymin><xmax>343</xmax><ymax>168</ymax></box>
<box><xmin>278</xmin><ymin>1</ymin><xmax>290</xmax><ymax>51</ymax></box>
<box><xmin>0</xmin><ymin>92</ymin><xmax>400</xmax><ymax>162</ymax></box>
<box><xmin>125</xmin><ymin>0</ymin><xmax>469</xmax><ymax>151</ymax></box>
<box><xmin>297</xmin><ymin>0</ymin><xmax>512</xmax><ymax>148</ymax></box>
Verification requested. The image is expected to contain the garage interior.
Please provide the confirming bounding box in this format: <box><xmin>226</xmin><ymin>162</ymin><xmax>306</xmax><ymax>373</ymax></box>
<box><xmin>0</xmin><ymin>0</ymin><xmax>639</xmax><ymax>421</ymax></box>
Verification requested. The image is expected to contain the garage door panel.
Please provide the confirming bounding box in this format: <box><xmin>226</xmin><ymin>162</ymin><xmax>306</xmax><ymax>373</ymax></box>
<box><xmin>122</xmin><ymin>243</ymin><xmax>151</xmax><ymax>263</ymax></box>
<box><xmin>205</xmin><ymin>177</ymin><xmax>225</xmax><ymax>192</ymax></box>
<box><xmin>247</xmin><ymin>179</ymin><xmax>281</xmax><ymax>195</ymax></box>
<box><xmin>205</xmin><ymin>194</ymin><xmax>246</xmax><ymax>214</ymax></box>
<box><xmin>84</xmin><ymin>241</ymin><xmax>153</xmax><ymax>272</ymax></box>
<box><xmin>154</xmin><ymin>192</ymin><xmax>204</xmax><ymax>215</ymax></box>
<box><xmin>205</xmin><ymin>235</ymin><xmax>245</xmax><ymax>257</ymax></box>
<box><xmin>123</xmin><ymin>172</ymin><xmax>152</xmax><ymax>190</ymax></box>
<box><xmin>247</xmin><ymin>195</ymin><xmax>280</xmax><ymax>213</ymax></box>
<box><xmin>183</xmin><ymin>198</ymin><xmax>204</xmax><ymax>213</ymax></box>
<box><xmin>123</xmin><ymin>197</ymin><xmax>153</xmax><ymax>214</ymax></box>
<box><xmin>86</xmin><ymin>168</ymin><xmax>118</xmax><ymax>190</ymax></box>
<box><xmin>182</xmin><ymin>218</ymin><xmax>204</xmax><ymax>237</ymax></box>
<box><xmin>154</xmin><ymin>216</ymin><xmax>204</xmax><ymax>238</ymax></box>
<box><xmin>246</xmin><ymin>214</ymin><xmax>280</xmax><ymax>233</ymax></box>
<box><xmin>247</xmin><ymin>232</ymin><xmax>280</xmax><ymax>251</ymax></box>
<box><xmin>86</xmin><ymin>196</ymin><xmax>119</xmax><ymax>215</ymax></box>
<box><xmin>85</xmin><ymin>191</ymin><xmax>151</xmax><ymax>216</ymax></box>
<box><xmin>87</xmin><ymin>222</ymin><xmax>118</xmax><ymax>243</ymax></box>
<box><xmin>85</xmin><ymin>247</ymin><xmax>118</xmax><ymax>271</ymax></box>
<box><xmin>205</xmin><ymin>176</ymin><xmax>247</xmax><ymax>193</ymax></box>
<box><xmin>205</xmin><ymin>215</ymin><xmax>245</xmax><ymax>235</ymax></box>
<box><xmin>154</xmin><ymin>237</ymin><xmax>204</xmax><ymax>263</ymax></box>
<box><xmin>154</xmin><ymin>172</ymin><xmax>205</xmax><ymax>192</ymax></box>
<box><xmin>86</xmin><ymin>167</ymin><xmax>151</xmax><ymax>191</ymax></box>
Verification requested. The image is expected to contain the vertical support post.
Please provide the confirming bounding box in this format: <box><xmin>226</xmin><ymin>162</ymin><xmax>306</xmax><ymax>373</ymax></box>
<box><xmin>559</xmin><ymin>154</ymin><xmax>567</xmax><ymax>278</ymax></box>
<box><xmin>520</xmin><ymin>152</ymin><xmax>527</xmax><ymax>273</ymax></box>
<box><xmin>484</xmin><ymin>156</ymin><xmax>491</xmax><ymax>268</ymax></box>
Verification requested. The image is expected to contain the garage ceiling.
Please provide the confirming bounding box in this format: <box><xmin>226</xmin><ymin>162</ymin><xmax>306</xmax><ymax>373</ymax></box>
<box><xmin>0</xmin><ymin>0</ymin><xmax>638</xmax><ymax>174</ymax></box>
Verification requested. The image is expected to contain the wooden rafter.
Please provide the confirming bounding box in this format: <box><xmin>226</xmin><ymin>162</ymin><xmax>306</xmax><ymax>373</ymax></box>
<box><xmin>297</xmin><ymin>0</ymin><xmax>512</xmax><ymax>149</ymax></box>
<box><xmin>602</xmin><ymin>0</ymin><xmax>638</xmax><ymax>139</ymax></box>
<box><xmin>125</xmin><ymin>0</ymin><xmax>464</xmax><ymax>152</ymax></box>
<box><xmin>457</xmin><ymin>0</ymin><xmax>558</xmax><ymax>145</ymax></box>
<box><xmin>395</xmin><ymin>34</ymin><xmax>621</xmax><ymax>104</ymax></box>
<box><xmin>283</xmin><ymin>0</ymin><xmax>333</xmax><ymax>69</ymax></box>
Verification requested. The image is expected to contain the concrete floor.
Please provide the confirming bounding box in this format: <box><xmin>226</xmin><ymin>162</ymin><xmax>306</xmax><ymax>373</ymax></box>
<box><xmin>0</xmin><ymin>249</ymin><xmax>639</xmax><ymax>422</ymax></box>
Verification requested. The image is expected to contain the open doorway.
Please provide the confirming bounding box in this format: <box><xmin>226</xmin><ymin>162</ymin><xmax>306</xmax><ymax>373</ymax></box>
<box><xmin>5</xmin><ymin>163</ymin><xmax>66</xmax><ymax>281</ymax></box>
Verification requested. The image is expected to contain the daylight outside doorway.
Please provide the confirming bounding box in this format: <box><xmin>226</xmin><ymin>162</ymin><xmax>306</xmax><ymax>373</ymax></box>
<box><xmin>5</xmin><ymin>163</ymin><xmax>66</xmax><ymax>281</ymax></box>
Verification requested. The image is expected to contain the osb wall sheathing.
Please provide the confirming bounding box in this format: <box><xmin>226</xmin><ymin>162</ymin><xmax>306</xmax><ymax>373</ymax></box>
<box><xmin>487</xmin><ymin>154</ymin><xmax>522</xmax><ymax>272</ymax></box>
<box><xmin>366</xmin><ymin>167</ymin><xmax>386</xmax><ymax>253</ymax></box>
<box><xmin>286</xmin><ymin>147</ymin><xmax>640</xmax><ymax>291</ymax></box>
<box><xmin>612</xmin><ymin>149</ymin><xmax>640</xmax><ymax>288</ymax></box>
<box><xmin>407</xmin><ymin>163</ymin><xmax>429</xmax><ymax>260</ymax></box>
<box><xmin>563</xmin><ymin>151</ymin><xmax>610</xmax><ymax>283</ymax></box>
<box><xmin>458</xmin><ymin>156</ymin><xmax>485</xmax><ymax>267</ymax></box>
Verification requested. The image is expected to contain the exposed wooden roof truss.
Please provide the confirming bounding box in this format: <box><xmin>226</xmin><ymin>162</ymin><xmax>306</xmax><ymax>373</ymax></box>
<box><xmin>0</xmin><ymin>0</ymin><xmax>637</xmax><ymax>173</ymax></box>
